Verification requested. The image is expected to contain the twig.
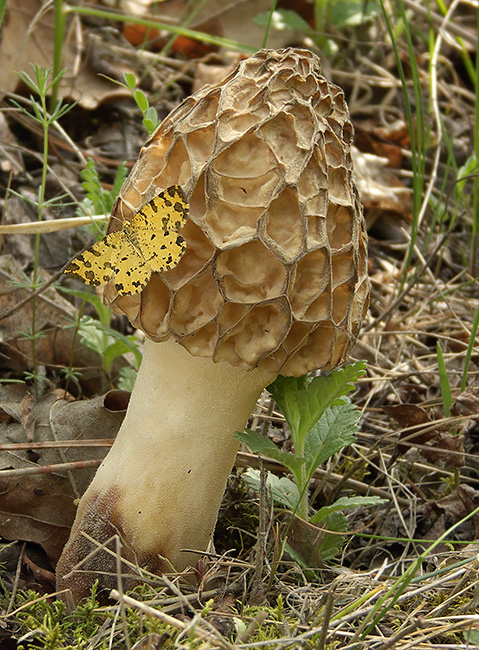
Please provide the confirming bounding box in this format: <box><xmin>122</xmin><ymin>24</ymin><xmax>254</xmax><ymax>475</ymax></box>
<box><xmin>0</xmin><ymin>439</ymin><xmax>113</xmax><ymax>450</ymax></box>
<box><xmin>0</xmin><ymin>458</ymin><xmax>102</xmax><ymax>477</ymax></box>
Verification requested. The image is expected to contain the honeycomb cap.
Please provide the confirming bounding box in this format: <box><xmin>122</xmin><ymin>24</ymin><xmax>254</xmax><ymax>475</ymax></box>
<box><xmin>104</xmin><ymin>48</ymin><xmax>370</xmax><ymax>376</ymax></box>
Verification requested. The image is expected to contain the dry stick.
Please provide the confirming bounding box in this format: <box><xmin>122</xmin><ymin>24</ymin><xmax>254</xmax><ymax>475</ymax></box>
<box><xmin>115</xmin><ymin>536</ymin><xmax>131</xmax><ymax>650</ymax></box>
<box><xmin>402</xmin><ymin>0</ymin><xmax>476</xmax><ymax>47</ymax></box>
<box><xmin>0</xmin><ymin>215</ymin><xmax>107</xmax><ymax>234</ymax></box>
<box><xmin>0</xmin><ymin>439</ymin><xmax>114</xmax><ymax>450</ymax></box>
<box><xmin>109</xmin><ymin>590</ymin><xmax>233</xmax><ymax>650</ymax></box>
<box><xmin>0</xmin><ymin>589</ymin><xmax>75</xmax><ymax>619</ymax></box>
<box><xmin>253</xmin><ymin>458</ymin><xmax>267</xmax><ymax>588</ymax></box>
<box><xmin>317</xmin><ymin>585</ymin><xmax>336</xmax><ymax>650</ymax></box>
<box><xmin>0</xmin><ymin>458</ymin><xmax>102</xmax><ymax>477</ymax></box>
<box><xmin>6</xmin><ymin>542</ymin><xmax>26</xmax><ymax>616</ymax></box>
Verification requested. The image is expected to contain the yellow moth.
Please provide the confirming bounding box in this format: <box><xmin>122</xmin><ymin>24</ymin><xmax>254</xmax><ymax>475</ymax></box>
<box><xmin>64</xmin><ymin>185</ymin><xmax>188</xmax><ymax>296</ymax></box>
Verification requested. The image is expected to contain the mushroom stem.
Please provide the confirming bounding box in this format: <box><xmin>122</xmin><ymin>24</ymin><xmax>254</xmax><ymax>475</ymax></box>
<box><xmin>56</xmin><ymin>337</ymin><xmax>275</xmax><ymax>602</ymax></box>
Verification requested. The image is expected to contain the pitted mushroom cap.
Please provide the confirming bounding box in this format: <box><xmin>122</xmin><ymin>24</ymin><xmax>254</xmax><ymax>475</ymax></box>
<box><xmin>104</xmin><ymin>48</ymin><xmax>370</xmax><ymax>376</ymax></box>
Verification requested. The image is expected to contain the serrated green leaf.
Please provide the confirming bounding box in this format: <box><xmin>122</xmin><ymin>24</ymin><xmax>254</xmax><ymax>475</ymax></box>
<box><xmin>77</xmin><ymin>316</ymin><xmax>142</xmax><ymax>370</ymax></box>
<box><xmin>78</xmin><ymin>316</ymin><xmax>106</xmax><ymax>356</ymax></box>
<box><xmin>310</xmin><ymin>495</ymin><xmax>387</xmax><ymax>525</ymax></box>
<box><xmin>242</xmin><ymin>469</ymin><xmax>301</xmax><ymax>511</ymax></box>
<box><xmin>268</xmin><ymin>362</ymin><xmax>366</xmax><ymax>452</ymax></box>
<box><xmin>91</xmin><ymin>321</ymin><xmax>142</xmax><ymax>367</ymax></box>
<box><xmin>236</xmin><ymin>429</ymin><xmax>306</xmax><ymax>478</ymax></box>
<box><xmin>303</xmin><ymin>398</ymin><xmax>361</xmax><ymax>476</ymax></box>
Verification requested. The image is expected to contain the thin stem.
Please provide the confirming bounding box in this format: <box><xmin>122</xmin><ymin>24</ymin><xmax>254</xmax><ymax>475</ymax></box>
<box><xmin>472</xmin><ymin>3</ymin><xmax>479</xmax><ymax>274</ymax></box>
<box><xmin>262</xmin><ymin>0</ymin><xmax>279</xmax><ymax>48</ymax></box>
<box><xmin>30</xmin><ymin>84</ymin><xmax>50</xmax><ymax>396</ymax></box>
<box><xmin>51</xmin><ymin>0</ymin><xmax>66</xmax><ymax>110</ymax></box>
<box><xmin>65</xmin><ymin>5</ymin><xmax>256</xmax><ymax>53</ymax></box>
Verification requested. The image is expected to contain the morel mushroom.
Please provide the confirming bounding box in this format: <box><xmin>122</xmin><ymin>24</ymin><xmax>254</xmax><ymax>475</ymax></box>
<box><xmin>56</xmin><ymin>48</ymin><xmax>369</xmax><ymax>603</ymax></box>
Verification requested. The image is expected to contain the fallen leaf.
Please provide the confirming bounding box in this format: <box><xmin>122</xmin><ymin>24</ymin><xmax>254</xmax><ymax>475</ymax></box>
<box><xmin>0</xmin><ymin>384</ymin><xmax>125</xmax><ymax>564</ymax></box>
<box><xmin>351</xmin><ymin>147</ymin><xmax>412</xmax><ymax>231</ymax></box>
<box><xmin>1</xmin><ymin>0</ymin><xmax>132</xmax><ymax>109</ymax></box>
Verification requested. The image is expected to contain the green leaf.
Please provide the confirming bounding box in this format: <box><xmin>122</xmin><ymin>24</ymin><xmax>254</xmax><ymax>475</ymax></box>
<box><xmin>81</xmin><ymin>159</ymin><xmax>107</xmax><ymax>214</ymax></box>
<box><xmin>242</xmin><ymin>469</ymin><xmax>301</xmax><ymax>511</ymax></box>
<box><xmin>317</xmin><ymin>512</ymin><xmax>348</xmax><ymax>561</ymax></box>
<box><xmin>102</xmin><ymin>339</ymin><xmax>138</xmax><ymax>374</ymax></box>
<box><xmin>134</xmin><ymin>89</ymin><xmax>149</xmax><ymax>113</ymax></box>
<box><xmin>78</xmin><ymin>316</ymin><xmax>107</xmax><ymax>356</ymax></box>
<box><xmin>310</xmin><ymin>496</ymin><xmax>387</xmax><ymax>525</ymax></box>
<box><xmin>58</xmin><ymin>287</ymin><xmax>112</xmax><ymax>326</ymax></box>
<box><xmin>235</xmin><ymin>429</ymin><xmax>306</xmax><ymax>478</ymax></box>
<box><xmin>142</xmin><ymin>118</ymin><xmax>157</xmax><ymax>136</ymax></box>
<box><xmin>77</xmin><ymin>316</ymin><xmax>142</xmax><ymax>370</ymax></box>
<box><xmin>91</xmin><ymin>321</ymin><xmax>142</xmax><ymax>368</ymax></box>
<box><xmin>123</xmin><ymin>72</ymin><xmax>136</xmax><ymax>90</ymax></box>
<box><xmin>268</xmin><ymin>362</ymin><xmax>366</xmax><ymax>452</ymax></box>
<box><xmin>117</xmin><ymin>366</ymin><xmax>137</xmax><ymax>391</ymax></box>
<box><xmin>283</xmin><ymin>542</ymin><xmax>320</xmax><ymax>580</ymax></box>
<box><xmin>303</xmin><ymin>398</ymin><xmax>361</xmax><ymax>477</ymax></box>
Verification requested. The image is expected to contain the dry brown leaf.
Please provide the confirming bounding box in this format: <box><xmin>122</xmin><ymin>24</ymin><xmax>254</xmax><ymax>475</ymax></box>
<box><xmin>351</xmin><ymin>147</ymin><xmax>412</xmax><ymax>227</ymax></box>
<box><xmin>0</xmin><ymin>384</ymin><xmax>125</xmax><ymax>563</ymax></box>
<box><xmin>1</xmin><ymin>0</ymin><xmax>131</xmax><ymax>109</ymax></box>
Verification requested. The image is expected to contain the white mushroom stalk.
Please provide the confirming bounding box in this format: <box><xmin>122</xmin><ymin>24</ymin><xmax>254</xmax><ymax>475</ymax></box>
<box><xmin>57</xmin><ymin>338</ymin><xmax>274</xmax><ymax>602</ymax></box>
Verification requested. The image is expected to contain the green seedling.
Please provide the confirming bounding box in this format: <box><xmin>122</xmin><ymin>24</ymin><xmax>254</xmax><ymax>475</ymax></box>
<box><xmin>63</xmin><ymin>158</ymin><xmax>138</xmax><ymax>390</ymax></box>
<box><xmin>105</xmin><ymin>72</ymin><xmax>161</xmax><ymax>136</ymax></box>
<box><xmin>9</xmin><ymin>64</ymin><xmax>74</xmax><ymax>394</ymax></box>
<box><xmin>76</xmin><ymin>158</ymin><xmax>127</xmax><ymax>222</ymax></box>
<box><xmin>238</xmin><ymin>363</ymin><xmax>386</xmax><ymax>564</ymax></box>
